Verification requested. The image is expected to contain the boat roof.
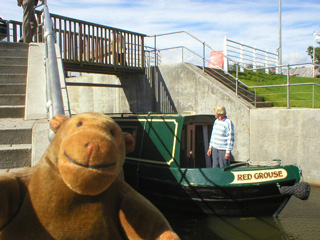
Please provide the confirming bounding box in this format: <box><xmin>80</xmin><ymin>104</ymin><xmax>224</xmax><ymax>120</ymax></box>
<box><xmin>108</xmin><ymin>112</ymin><xmax>215</xmax><ymax>123</ymax></box>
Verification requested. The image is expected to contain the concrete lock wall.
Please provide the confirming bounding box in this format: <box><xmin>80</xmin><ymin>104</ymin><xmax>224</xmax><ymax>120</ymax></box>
<box><xmin>154</xmin><ymin>63</ymin><xmax>320</xmax><ymax>184</ymax></box>
<box><xmin>156</xmin><ymin>63</ymin><xmax>252</xmax><ymax>163</ymax></box>
<box><xmin>67</xmin><ymin>73</ymin><xmax>154</xmax><ymax>114</ymax></box>
<box><xmin>65</xmin><ymin>63</ymin><xmax>320</xmax><ymax>185</ymax></box>
<box><xmin>67</xmin><ymin>74</ymin><xmax>127</xmax><ymax>114</ymax></box>
<box><xmin>69</xmin><ymin>63</ymin><xmax>252</xmax><ymax>163</ymax></box>
<box><xmin>250</xmin><ymin>108</ymin><xmax>320</xmax><ymax>186</ymax></box>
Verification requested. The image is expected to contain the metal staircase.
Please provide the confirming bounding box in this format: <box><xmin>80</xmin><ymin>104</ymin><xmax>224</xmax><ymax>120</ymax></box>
<box><xmin>0</xmin><ymin>42</ymin><xmax>34</xmax><ymax>170</ymax></box>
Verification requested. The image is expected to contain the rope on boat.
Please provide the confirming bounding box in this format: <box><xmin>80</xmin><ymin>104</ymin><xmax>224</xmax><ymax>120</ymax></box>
<box><xmin>278</xmin><ymin>182</ymin><xmax>311</xmax><ymax>200</ymax></box>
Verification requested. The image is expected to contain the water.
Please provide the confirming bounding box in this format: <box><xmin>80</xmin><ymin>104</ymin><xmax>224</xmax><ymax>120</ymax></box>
<box><xmin>165</xmin><ymin>186</ymin><xmax>320</xmax><ymax>240</ymax></box>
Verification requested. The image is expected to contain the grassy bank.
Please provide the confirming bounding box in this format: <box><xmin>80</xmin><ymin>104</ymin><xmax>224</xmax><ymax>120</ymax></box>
<box><xmin>232</xmin><ymin>71</ymin><xmax>320</xmax><ymax>108</ymax></box>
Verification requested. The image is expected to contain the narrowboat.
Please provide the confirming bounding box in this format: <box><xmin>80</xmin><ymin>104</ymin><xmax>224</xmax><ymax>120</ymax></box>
<box><xmin>112</xmin><ymin>113</ymin><xmax>310</xmax><ymax>217</ymax></box>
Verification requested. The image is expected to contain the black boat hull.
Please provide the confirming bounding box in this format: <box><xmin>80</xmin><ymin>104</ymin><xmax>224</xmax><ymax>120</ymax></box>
<box><xmin>123</xmin><ymin>162</ymin><xmax>295</xmax><ymax>217</ymax></box>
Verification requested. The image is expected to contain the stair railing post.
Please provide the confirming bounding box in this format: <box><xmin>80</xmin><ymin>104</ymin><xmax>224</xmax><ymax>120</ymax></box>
<box><xmin>287</xmin><ymin>64</ymin><xmax>290</xmax><ymax>108</ymax></box>
<box><xmin>265</xmin><ymin>50</ymin><xmax>269</xmax><ymax>74</ymax></box>
<box><xmin>202</xmin><ymin>41</ymin><xmax>205</xmax><ymax>72</ymax></box>
<box><xmin>236</xmin><ymin>62</ymin><xmax>239</xmax><ymax>79</ymax></box>
<box><xmin>313</xmin><ymin>32</ymin><xmax>316</xmax><ymax>78</ymax></box>
<box><xmin>181</xmin><ymin>47</ymin><xmax>184</xmax><ymax>63</ymax></box>
<box><xmin>312</xmin><ymin>84</ymin><xmax>315</xmax><ymax>108</ymax></box>
<box><xmin>240</xmin><ymin>42</ymin><xmax>244</xmax><ymax>72</ymax></box>
<box><xmin>223</xmin><ymin>35</ymin><xmax>228</xmax><ymax>73</ymax></box>
<box><xmin>154</xmin><ymin>34</ymin><xmax>157</xmax><ymax>67</ymax></box>
<box><xmin>254</xmin><ymin>88</ymin><xmax>257</xmax><ymax>107</ymax></box>
<box><xmin>253</xmin><ymin>46</ymin><xmax>257</xmax><ymax>72</ymax></box>
<box><xmin>236</xmin><ymin>63</ymin><xmax>239</xmax><ymax>96</ymax></box>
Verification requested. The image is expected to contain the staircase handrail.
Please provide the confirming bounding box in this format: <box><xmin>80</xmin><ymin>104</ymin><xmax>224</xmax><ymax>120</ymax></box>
<box><xmin>146</xmin><ymin>31</ymin><xmax>239</xmax><ymax>69</ymax></box>
<box><xmin>40</xmin><ymin>1</ymin><xmax>65</xmax><ymax>139</ymax></box>
<box><xmin>155</xmin><ymin>45</ymin><xmax>245</xmax><ymax>88</ymax></box>
<box><xmin>42</xmin><ymin>2</ymin><xmax>64</xmax><ymax>118</ymax></box>
<box><xmin>154</xmin><ymin>44</ymin><xmax>320</xmax><ymax>108</ymax></box>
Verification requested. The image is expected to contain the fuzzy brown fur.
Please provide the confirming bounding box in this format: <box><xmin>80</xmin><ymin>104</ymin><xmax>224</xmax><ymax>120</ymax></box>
<box><xmin>0</xmin><ymin>112</ymin><xmax>179</xmax><ymax>240</ymax></box>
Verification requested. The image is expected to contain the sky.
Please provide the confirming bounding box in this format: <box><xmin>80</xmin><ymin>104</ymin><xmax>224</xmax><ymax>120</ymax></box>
<box><xmin>2</xmin><ymin>0</ymin><xmax>320</xmax><ymax>65</ymax></box>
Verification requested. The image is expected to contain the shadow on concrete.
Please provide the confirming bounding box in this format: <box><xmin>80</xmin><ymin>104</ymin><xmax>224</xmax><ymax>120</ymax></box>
<box><xmin>118</xmin><ymin>67</ymin><xmax>177</xmax><ymax>113</ymax></box>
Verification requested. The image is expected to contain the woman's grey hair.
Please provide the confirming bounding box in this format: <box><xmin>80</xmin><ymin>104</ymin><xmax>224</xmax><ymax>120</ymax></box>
<box><xmin>214</xmin><ymin>106</ymin><xmax>226</xmax><ymax>117</ymax></box>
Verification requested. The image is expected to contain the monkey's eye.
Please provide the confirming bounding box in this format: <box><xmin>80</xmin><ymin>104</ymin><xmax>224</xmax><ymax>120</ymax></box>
<box><xmin>77</xmin><ymin>121</ymin><xmax>83</xmax><ymax>127</ymax></box>
<box><xmin>110</xmin><ymin>129</ymin><xmax>115</xmax><ymax>137</ymax></box>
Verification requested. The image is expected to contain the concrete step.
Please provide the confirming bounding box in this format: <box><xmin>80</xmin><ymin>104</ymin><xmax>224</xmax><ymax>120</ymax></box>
<box><xmin>0</xmin><ymin>74</ymin><xmax>27</xmax><ymax>83</ymax></box>
<box><xmin>255</xmin><ymin>102</ymin><xmax>273</xmax><ymax>108</ymax></box>
<box><xmin>0</xmin><ymin>106</ymin><xmax>25</xmax><ymax>118</ymax></box>
<box><xmin>202</xmin><ymin>67</ymin><xmax>274</xmax><ymax>108</ymax></box>
<box><xmin>0</xmin><ymin>83</ymin><xmax>26</xmax><ymax>94</ymax></box>
<box><xmin>0</xmin><ymin>118</ymin><xmax>35</xmax><ymax>142</ymax></box>
<box><xmin>0</xmin><ymin>65</ymin><xmax>27</xmax><ymax>74</ymax></box>
<box><xmin>0</xmin><ymin>42</ymin><xmax>29</xmax><ymax>50</ymax></box>
<box><xmin>0</xmin><ymin>94</ymin><xmax>25</xmax><ymax>105</ymax></box>
<box><xmin>0</xmin><ymin>56</ymin><xmax>28</xmax><ymax>65</ymax></box>
<box><xmin>0</xmin><ymin>144</ymin><xmax>31</xmax><ymax>169</ymax></box>
<box><xmin>0</xmin><ymin>49</ymin><xmax>28</xmax><ymax>57</ymax></box>
<box><xmin>0</xmin><ymin>42</ymin><xmax>31</xmax><ymax>170</ymax></box>
<box><xmin>0</xmin><ymin>129</ymin><xmax>32</xmax><ymax>145</ymax></box>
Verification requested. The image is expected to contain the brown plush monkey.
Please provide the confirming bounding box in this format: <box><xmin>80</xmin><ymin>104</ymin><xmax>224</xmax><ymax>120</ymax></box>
<box><xmin>0</xmin><ymin>112</ymin><xmax>179</xmax><ymax>240</ymax></box>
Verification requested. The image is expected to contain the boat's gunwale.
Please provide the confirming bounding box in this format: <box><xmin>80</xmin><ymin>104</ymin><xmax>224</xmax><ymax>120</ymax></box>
<box><xmin>124</xmin><ymin>159</ymin><xmax>301</xmax><ymax>188</ymax></box>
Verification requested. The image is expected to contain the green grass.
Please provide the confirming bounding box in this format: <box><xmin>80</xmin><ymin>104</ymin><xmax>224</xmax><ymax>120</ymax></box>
<box><xmin>231</xmin><ymin>71</ymin><xmax>320</xmax><ymax>108</ymax></box>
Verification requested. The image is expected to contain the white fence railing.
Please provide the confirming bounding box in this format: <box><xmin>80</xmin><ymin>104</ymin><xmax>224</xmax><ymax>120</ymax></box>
<box><xmin>224</xmin><ymin>36</ymin><xmax>280</xmax><ymax>74</ymax></box>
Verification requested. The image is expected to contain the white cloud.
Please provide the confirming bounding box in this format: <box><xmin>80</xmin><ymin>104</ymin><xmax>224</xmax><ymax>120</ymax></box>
<box><xmin>2</xmin><ymin>0</ymin><xmax>320</xmax><ymax>65</ymax></box>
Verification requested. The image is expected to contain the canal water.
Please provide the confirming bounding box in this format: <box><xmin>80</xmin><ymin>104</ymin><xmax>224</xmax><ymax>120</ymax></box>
<box><xmin>165</xmin><ymin>186</ymin><xmax>320</xmax><ymax>240</ymax></box>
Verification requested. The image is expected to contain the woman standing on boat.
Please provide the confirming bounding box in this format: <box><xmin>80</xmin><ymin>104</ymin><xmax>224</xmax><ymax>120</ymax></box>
<box><xmin>207</xmin><ymin>106</ymin><xmax>235</xmax><ymax>167</ymax></box>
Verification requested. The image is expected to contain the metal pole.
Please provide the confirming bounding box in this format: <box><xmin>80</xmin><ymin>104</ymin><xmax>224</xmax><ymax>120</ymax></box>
<box><xmin>223</xmin><ymin>35</ymin><xmax>228</xmax><ymax>73</ymax></box>
<box><xmin>265</xmin><ymin>50</ymin><xmax>269</xmax><ymax>74</ymax></box>
<box><xmin>154</xmin><ymin>35</ymin><xmax>157</xmax><ymax>67</ymax></box>
<box><xmin>182</xmin><ymin>47</ymin><xmax>184</xmax><ymax>63</ymax></box>
<box><xmin>287</xmin><ymin>64</ymin><xmax>290</xmax><ymax>108</ymax></box>
<box><xmin>313</xmin><ymin>32</ymin><xmax>315</xmax><ymax>78</ymax></box>
<box><xmin>254</xmin><ymin>89</ymin><xmax>257</xmax><ymax>107</ymax></box>
<box><xmin>44</xmin><ymin>5</ymin><xmax>64</xmax><ymax>117</ymax></box>
<box><xmin>253</xmin><ymin>47</ymin><xmax>256</xmax><ymax>72</ymax></box>
<box><xmin>312</xmin><ymin>84</ymin><xmax>315</xmax><ymax>108</ymax></box>
<box><xmin>278</xmin><ymin>0</ymin><xmax>282</xmax><ymax>71</ymax></box>
<box><xmin>236</xmin><ymin>63</ymin><xmax>239</xmax><ymax>79</ymax></box>
<box><xmin>202</xmin><ymin>42</ymin><xmax>205</xmax><ymax>72</ymax></box>
<box><xmin>240</xmin><ymin>42</ymin><xmax>244</xmax><ymax>72</ymax></box>
<box><xmin>236</xmin><ymin>63</ymin><xmax>239</xmax><ymax>96</ymax></box>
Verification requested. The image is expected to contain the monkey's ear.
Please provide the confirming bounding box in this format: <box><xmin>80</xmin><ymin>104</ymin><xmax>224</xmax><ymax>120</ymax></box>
<box><xmin>123</xmin><ymin>133</ymin><xmax>135</xmax><ymax>153</ymax></box>
<box><xmin>50</xmin><ymin>115</ymin><xmax>69</xmax><ymax>133</ymax></box>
